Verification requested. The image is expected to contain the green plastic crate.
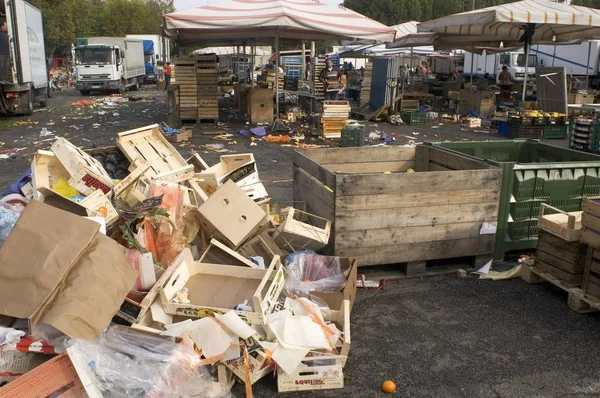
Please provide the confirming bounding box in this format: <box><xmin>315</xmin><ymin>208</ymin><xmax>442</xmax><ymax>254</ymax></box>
<box><xmin>428</xmin><ymin>139</ymin><xmax>600</xmax><ymax>260</ymax></box>
<box><xmin>542</xmin><ymin>124</ymin><xmax>568</xmax><ymax>139</ymax></box>
<box><xmin>340</xmin><ymin>124</ymin><xmax>365</xmax><ymax>147</ymax></box>
<box><xmin>401</xmin><ymin>111</ymin><xmax>426</xmax><ymax>125</ymax></box>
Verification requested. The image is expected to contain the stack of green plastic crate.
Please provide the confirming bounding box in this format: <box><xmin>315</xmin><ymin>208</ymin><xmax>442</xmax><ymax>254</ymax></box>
<box><xmin>428</xmin><ymin>139</ymin><xmax>600</xmax><ymax>260</ymax></box>
<box><xmin>340</xmin><ymin>124</ymin><xmax>365</xmax><ymax>147</ymax></box>
<box><xmin>400</xmin><ymin>110</ymin><xmax>426</xmax><ymax>125</ymax></box>
<box><xmin>570</xmin><ymin>117</ymin><xmax>600</xmax><ymax>153</ymax></box>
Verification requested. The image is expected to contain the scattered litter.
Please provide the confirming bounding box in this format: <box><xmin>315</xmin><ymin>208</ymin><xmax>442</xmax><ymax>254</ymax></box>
<box><xmin>39</xmin><ymin>128</ymin><xmax>53</xmax><ymax>137</ymax></box>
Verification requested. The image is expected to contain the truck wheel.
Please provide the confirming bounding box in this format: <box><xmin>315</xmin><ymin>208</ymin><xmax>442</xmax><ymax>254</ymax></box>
<box><xmin>47</xmin><ymin>86</ymin><xmax>53</xmax><ymax>99</ymax></box>
<box><xmin>130</xmin><ymin>81</ymin><xmax>140</xmax><ymax>91</ymax></box>
<box><xmin>21</xmin><ymin>89</ymin><xmax>33</xmax><ymax>116</ymax></box>
<box><xmin>80</xmin><ymin>90</ymin><xmax>91</xmax><ymax>96</ymax></box>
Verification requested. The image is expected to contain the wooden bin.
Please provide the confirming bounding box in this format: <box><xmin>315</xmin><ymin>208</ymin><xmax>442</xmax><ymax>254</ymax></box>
<box><xmin>249</xmin><ymin>88</ymin><xmax>274</xmax><ymax>124</ymax></box>
<box><xmin>292</xmin><ymin>146</ymin><xmax>502</xmax><ymax>266</ymax></box>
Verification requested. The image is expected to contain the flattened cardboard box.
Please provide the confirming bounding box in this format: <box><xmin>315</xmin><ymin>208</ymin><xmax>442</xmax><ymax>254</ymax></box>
<box><xmin>0</xmin><ymin>200</ymin><xmax>137</xmax><ymax>340</ymax></box>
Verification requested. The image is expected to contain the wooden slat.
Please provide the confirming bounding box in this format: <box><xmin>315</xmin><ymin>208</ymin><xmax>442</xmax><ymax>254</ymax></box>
<box><xmin>336</xmin><ymin>169</ymin><xmax>502</xmax><ymax>196</ymax></box>
<box><xmin>323</xmin><ymin>160</ymin><xmax>415</xmax><ymax>174</ymax></box>
<box><xmin>293</xmin><ymin>150</ymin><xmax>336</xmax><ymax>188</ymax></box>
<box><xmin>302</xmin><ymin>146</ymin><xmax>416</xmax><ymax>164</ymax></box>
<box><xmin>335</xmin><ymin>202</ymin><xmax>498</xmax><ymax>231</ymax></box>
<box><xmin>336</xmin><ymin>189</ymin><xmax>500</xmax><ymax>211</ymax></box>
<box><xmin>414</xmin><ymin>145</ymin><xmax>430</xmax><ymax>172</ymax></box>
<box><xmin>334</xmin><ymin>235</ymin><xmax>495</xmax><ymax>266</ymax></box>
<box><xmin>537</xmin><ymin>240</ymin><xmax>586</xmax><ymax>265</ymax></box>
<box><xmin>428</xmin><ymin>147</ymin><xmax>492</xmax><ymax>170</ymax></box>
<box><xmin>335</xmin><ymin>221</ymin><xmax>484</xmax><ymax>248</ymax></box>
<box><xmin>536</xmin><ymin>248</ymin><xmax>584</xmax><ymax>274</ymax></box>
<box><xmin>292</xmin><ymin>166</ymin><xmax>334</xmax><ymax>219</ymax></box>
<box><xmin>538</xmin><ymin>230</ymin><xmax>587</xmax><ymax>254</ymax></box>
<box><xmin>534</xmin><ymin>257</ymin><xmax>582</xmax><ymax>284</ymax></box>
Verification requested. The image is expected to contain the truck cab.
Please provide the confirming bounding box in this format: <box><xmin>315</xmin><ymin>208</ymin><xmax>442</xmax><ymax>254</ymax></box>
<box><xmin>74</xmin><ymin>44</ymin><xmax>124</xmax><ymax>95</ymax></box>
<box><xmin>497</xmin><ymin>52</ymin><xmax>537</xmax><ymax>81</ymax></box>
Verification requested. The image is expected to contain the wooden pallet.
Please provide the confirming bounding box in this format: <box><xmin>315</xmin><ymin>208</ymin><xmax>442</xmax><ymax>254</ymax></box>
<box><xmin>521</xmin><ymin>262</ymin><xmax>600</xmax><ymax>313</ymax></box>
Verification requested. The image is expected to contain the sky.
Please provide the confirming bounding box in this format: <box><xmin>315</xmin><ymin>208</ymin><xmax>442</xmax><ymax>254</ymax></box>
<box><xmin>174</xmin><ymin>0</ymin><xmax>340</xmax><ymax>11</ymax></box>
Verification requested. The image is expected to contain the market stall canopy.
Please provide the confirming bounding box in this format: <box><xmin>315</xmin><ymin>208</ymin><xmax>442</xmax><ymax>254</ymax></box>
<box><xmin>418</xmin><ymin>0</ymin><xmax>600</xmax><ymax>46</ymax></box>
<box><xmin>163</xmin><ymin>0</ymin><xmax>396</xmax><ymax>46</ymax></box>
<box><xmin>193</xmin><ymin>46</ymin><xmax>272</xmax><ymax>56</ymax></box>
<box><xmin>386</xmin><ymin>21</ymin><xmax>436</xmax><ymax>49</ymax></box>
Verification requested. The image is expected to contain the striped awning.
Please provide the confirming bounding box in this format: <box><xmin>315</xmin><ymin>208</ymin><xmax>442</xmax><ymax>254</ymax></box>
<box><xmin>418</xmin><ymin>0</ymin><xmax>600</xmax><ymax>45</ymax></box>
<box><xmin>387</xmin><ymin>21</ymin><xmax>436</xmax><ymax>49</ymax></box>
<box><xmin>163</xmin><ymin>0</ymin><xmax>396</xmax><ymax>46</ymax></box>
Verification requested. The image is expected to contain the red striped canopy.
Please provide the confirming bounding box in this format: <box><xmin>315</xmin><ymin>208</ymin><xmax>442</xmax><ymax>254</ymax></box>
<box><xmin>163</xmin><ymin>0</ymin><xmax>396</xmax><ymax>46</ymax></box>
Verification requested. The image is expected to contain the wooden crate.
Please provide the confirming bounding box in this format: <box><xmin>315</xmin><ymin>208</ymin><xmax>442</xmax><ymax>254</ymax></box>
<box><xmin>249</xmin><ymin>88</ymin><xmax>274</xmax><ymax>124</ymax></box>
<box><xmin>292</xmin><ymin>145</ymin><xmax>501</xmax><ymax>266</ymax></box>
<box><xmin>538</xmin><ymin>203</ymin><xmax>582</xmax><ymax>242</ymax></box>
<box><xmin>583</xmin><ymin>246</ymin><xmax>600</xmax><ymax>301</ymax></box>
<box><xmin>116</xmin><ymin>124</ymin><xmax>194</xmax><ymax>183</ymax></box>
<box><xmin>272</xmin><ymin>207</ymin><xmax>331</xmax><ymax>252</ymax></box>
<box><xmin>534</xmin><ymin>230</ymin><xmax>586</xmax><ymax>286</ymax></box>
<box><xmin>580</xmin><ymin>196</ymin><xmax>600</xmax><ymax>248</ymax></box>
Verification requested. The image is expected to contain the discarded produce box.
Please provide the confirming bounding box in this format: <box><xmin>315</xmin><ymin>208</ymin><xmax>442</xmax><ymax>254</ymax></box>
<box><xmin>538</xmin><ymin>203</ymin><xmax>582</xmax><ymax>242</ymax></box>
<box><xmin>293</xmin><ymin>146</ymin><xmax>501</xmax><ymax>267</ymax></box>
<box><xmin>200</xmin><ymin>238</ymin><xmax>260</xmax><ymax>268</ymax></box>
<box><xmin>198</xmin><ymin>153</ymin><xmax>269</xmax><ymax>202</ymax></box>
<box><xmin>581</xmin><ymin>197</ymin><xmax>600</xmax><ymax>248</ymax></box>
<box><xmin>534</xmin><ymin>229</ymin><xmax>586</xmax><ymax>285</ymax></box>
<box><xmin>277</xmin><ymin>299</ymin><xmax>350</xmax><ymax>392</ymax></box>
<box><xmin>311</xmin><ymin>256</ymin><xmax>358</xmax><ymax>313</ymax></box>
<box><xmin>196</xmin><ymin>180</ymin><xmax>267</xmax><ymax>248</ymax></box>
<box><xmin>51</xmin><ymin>137</ymin><xmax>114</xmax><ymax>195</ymax></box>
<box><xmin>272</xmin><ymin>207</ymin><xmax>332</xmax><ymax>251</ymax></box>
<box><xmin>237</xmin><ymin>231</ymin><xmax>284</xmax><ymax>266</ymax></box>
<box><xmin>117</xmin><ymin>124</ymin><xmax>194</xmax><ymax>183</ymax></box>
<box><xmin>158</xmin><ymin>249</ymin><xmax>285</xmax><ymax>324</ymax></box>
<box><xmin>79</xmin><ymin>189</ymin><xmax>119</xmax><ymax>226</ymax></box>
<box><xmin>225</xmin><ymin>338</ymin><xmax>274</xmax><ymax>385</ymax></box>
<box><xmin>0</xmin><ymin>200</ymin><xmax>137</xmax><ymax>339</ymax></box>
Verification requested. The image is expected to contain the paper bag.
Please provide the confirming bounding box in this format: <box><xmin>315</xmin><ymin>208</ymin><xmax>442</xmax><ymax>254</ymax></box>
<box><xmin>0</xmin><ymin>200</ymin><xmax>137</xmax><ymax>340</ymax></box>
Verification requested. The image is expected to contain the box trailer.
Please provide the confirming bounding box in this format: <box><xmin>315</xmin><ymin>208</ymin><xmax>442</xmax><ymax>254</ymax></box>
<box><xmin>74</xmin><ymin>37</ymin><xmax>145</xmax><ymax>95</ymax></box>
<box><xmin>0</xmin><ymin>0</ymin><xmax>49</xmax><ymax>115</ymax></box>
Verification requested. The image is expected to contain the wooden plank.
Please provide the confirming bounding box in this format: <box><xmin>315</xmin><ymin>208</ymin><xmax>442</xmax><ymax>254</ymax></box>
<box><xmin>292</xmin><ymin>166</ymin><xmax>334</xmax><ymax>219</ymax></box>
<box><xmin>537</xmin><ymin>240</ymin><xmax>586</xmax><ymax>266</ymax></box>
<box><xmin>428</xmin><ymin>163</ymin><xmax>452</xmax><ymax>171</ymax></box>
<box><xmin>293</xmin><ymin>150</ymin><xmax>336</xmax><ymax>188</ymax></box>
<box><xmin>335</xmin><ymin>202</ymin><xmax>498</xmax><ymax>231</ymax></box>
<box><xmin>336</xmin><ymin>189</ymin><xmax>500</xmax><ymax>211</ymax></box>
<box><xmin>301</xmin><ymin>146</ymin><xmax>416</xmax><ymax>165</ymax></box>
<box><xmin>333</xmin><ymin>235</ymin><xmax>495</xmax><ymax>266</ymax></box>
<box><xmin>414</xmin><ymin>145</ymin><xmax>430</xmax><ymax>172</ymax></box>
<box><xmin>536</xmin><ymin>248</ymin><xmax>584</xmax><ymax>275</ymax></box>
<box><xmin>335</xmin><ymin>221</ymin><xmax>484</xmax><ymax>248</ymax></box>
<box><xmin>336</xmin><ymin>169</ymin><xmax>502</xmax><ymax>196</ymax></box>
<box><xmin>537</xmin><ymin>229</ymin><xmax>586</xmax><ymax>254</ymax></box>
<box><xmin>322</xmin><ymin>160</ymin><xmax>415</xmax><ymax>174</ymax></box>
<box><xmin>428</xmin><ymin>147</ymin><xmax>492</xmax><ymax>170</ymax></box>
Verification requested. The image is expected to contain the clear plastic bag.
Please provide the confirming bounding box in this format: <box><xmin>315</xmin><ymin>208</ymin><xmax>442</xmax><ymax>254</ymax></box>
<box><xmin>0</xmin><ymin>203</ymin><xmax>22</xmax><ymax>248</ymax></box>
<box><xmin>283</xmin><ymin>251</ymin><xmax>346</xmax><ymax>296</ymax></box>
<box><xmin>68</xmin><ymin>325</ymin><xmax>217</xmax><ymax>398</ymax></box>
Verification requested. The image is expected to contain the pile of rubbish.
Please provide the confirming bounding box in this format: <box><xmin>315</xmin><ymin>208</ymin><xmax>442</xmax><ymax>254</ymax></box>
<box><xmin>0</xmin><ymin>124</ymin><xmax>355</xmax><ymax>396</ymax></box>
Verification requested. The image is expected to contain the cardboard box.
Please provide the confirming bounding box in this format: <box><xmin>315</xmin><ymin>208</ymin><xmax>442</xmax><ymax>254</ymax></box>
<box><xmin>51</xmin><ymin>137</ymin><xmax>114</xmax><ymax>196</ymax></box>
<box><xmin>200</xmin><ymin>238</ymin><xmax>260</xmax><ymax>268</ymax></box>
<box><xmin>225</xmin><ymin>338</ymin><xmax>275</xmax><ymax>385</ymax></box>
<box><xmin>0</xmin><ymin>200</ymin><xmax>137</xmax><ymax>339</ymax></box>
<box><xmin>568</xmin><ymin>93</ymin><xmax>595</xmax><ymax>105</ymax></box>
<box><xmin>199</xmin><ymin>154</ymin><xmax>260</xmax><ymax>190</ymax></box>
<box><xmin>312</xmin><ymin>257</ymin><xmax>358</xmax><ymax>313</ymax></box>
<box><xmin>196</xmin><ymin>180</ymin><xmax>267</xmax><ymax>248</ymax></box>
<box><xmin>158</xmin><ymin>249</ymin><xmax>285</xmax><ymax>324</ymax></box>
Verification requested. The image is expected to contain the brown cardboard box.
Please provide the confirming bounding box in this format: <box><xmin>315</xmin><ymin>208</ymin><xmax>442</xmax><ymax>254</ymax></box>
<box><xmin>312</xmin><ymin>257</ymin><xmax>357</xmax><ymax>313</ymax></box>
<box><xmin>0</xmin><ymin>200</ymin><xmax>137</xmax><ymax>339</ymax></box>
<box><xmin>568</xmin><ymin>93</ymin><xmax>595</xmax><ymax>105</ymax></box>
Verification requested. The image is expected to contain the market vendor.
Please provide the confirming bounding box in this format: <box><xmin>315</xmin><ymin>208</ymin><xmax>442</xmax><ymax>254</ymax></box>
<box><xmin>320</xmin><ymin>58</ymin><xmax>343</xmax><ymax>100</ymax></box>
<box><xmin>498</xmin><ymin>65</ymin><xmax>512</xmax><ymax>91</ymax></box>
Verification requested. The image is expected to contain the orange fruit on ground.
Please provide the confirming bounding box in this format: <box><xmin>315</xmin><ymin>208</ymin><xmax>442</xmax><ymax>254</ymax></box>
<box><xmin>382</xmin><ymin>380</ymin><xmax>396</xmax><ymax>393</ymax></box>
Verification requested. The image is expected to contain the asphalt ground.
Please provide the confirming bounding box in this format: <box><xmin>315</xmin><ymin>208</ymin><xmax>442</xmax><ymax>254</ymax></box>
<box><xmin>1</xmin><ymin>88</ymin><xmax>598</xmax><ymax>398</ymax></box>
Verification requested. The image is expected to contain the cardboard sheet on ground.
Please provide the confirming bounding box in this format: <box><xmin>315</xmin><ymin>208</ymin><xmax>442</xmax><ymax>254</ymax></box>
<box><xmin>0</xmin><ymin>200</ymin><xmax>137</xmax><ymax>340</ymax></box>
<box><xmin>479</xmin><ymin>264</ymin><xmax>522</xmax><ymax>280</ymax></box>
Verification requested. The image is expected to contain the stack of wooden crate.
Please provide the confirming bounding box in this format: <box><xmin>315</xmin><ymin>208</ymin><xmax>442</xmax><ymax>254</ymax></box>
<box><xmin>311</xmin><ymin>57</ymin><xmax>325</xmax><ymax>100</ymax></box>
<box><xmin>267</xmin><ymin>70</ymin><xmax>284</xmax><ymax>91</ymax></box>
<box><xmin>533</xmin><ymin>204</ymin><xmax>586</xmax><ymax>286</ymax></box>
<box><xmin>321</xmin><ymin>100</ymin><xmax>350</xmax><ymax>139</ymax></box>
<box><xmin>174</xmin><ymin>56</ymin><xmax>197</xmax><ymax>121</ymax></box>
<box><xmin>580</xmin><ymin>197</ymin><xmax>600</xmax><ymax>300</ymax></box>
<box><xmin>196</xmin><ymin>54</ymin><xmax>219</xmax><ymax>122</ymax></box>
<box><xmin>359</xmin><ymin>62</ymin><xmax>372</xmax><ymax>107</ymax></box>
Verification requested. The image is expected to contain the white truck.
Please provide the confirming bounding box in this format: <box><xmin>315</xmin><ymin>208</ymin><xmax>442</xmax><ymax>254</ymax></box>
<box><xmin>0</xmin><ymin>0</ymin><xmax>49</xmax><ymax>115</ymax></box>
<box><xmin>74</xmin><ymin>37</ymin><xmax>145</xmax><ymax>95</ymax></box>
<box><xmin>126</xmin><ymin>34</ymin><xmax>171</xmax><ymax>84</ymax></box>
<box><xmin>463</xmin><ymin>50</ymin><xmax>537</xmax><ymax>81</ymax></box>
<box><xmin>532</xmin><ymin>41</ymin><xmax>600</xmax><ymax>87</ymax></box>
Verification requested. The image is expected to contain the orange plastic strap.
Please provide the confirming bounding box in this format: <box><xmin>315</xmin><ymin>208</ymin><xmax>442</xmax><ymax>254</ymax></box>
<box><xmin>293</xmin><ymin>296</ymin><xmax>337</xmax><ymax>350</ymax></box>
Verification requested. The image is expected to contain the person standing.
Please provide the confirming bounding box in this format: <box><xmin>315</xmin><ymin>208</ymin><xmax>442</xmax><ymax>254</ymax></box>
<box><xmin>0</xmin><ymin>19</ymin><xmax>9</xmax><ymax>84</ymax></box>
<box><xmin>164</xmin><ymin>61</ymin><xmax>172</xmax><ymax>90</ymax></box>
<box><xmin>498</xmin><ymin>65</ymin><xmax>512</xmax><ymax>91</ymax></box>
<box><xmin>319</xmin><ymin>58</ymin><xmax>342</xmax><ymax>100</ymax></box>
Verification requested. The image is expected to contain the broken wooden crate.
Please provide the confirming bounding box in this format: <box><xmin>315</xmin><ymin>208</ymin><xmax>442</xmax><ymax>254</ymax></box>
<box><xmin>292</xmin><ymin>145</ymin><xmax>502</xmax><ymax>270</ymax></box>
<box><xmin>272</xmin><ymin>207</ymin><xmax>332</xmax><ymax>252</ymax></box>
<box><xmin>158</xmin><ymin>249</ymin><xmax>285</xmax><ymax>324</ymax></box>
<box><xmin>117</xmin><ymin>124</ymin><xmax>194</xmax><ymax>183</ymax></box>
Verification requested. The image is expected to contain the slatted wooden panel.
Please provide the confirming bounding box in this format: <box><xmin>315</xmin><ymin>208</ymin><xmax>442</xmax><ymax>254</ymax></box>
<box><xmin>196</xmin><ymin>54</ymin><xmax>219</xmax><ymax>120</ymax></box>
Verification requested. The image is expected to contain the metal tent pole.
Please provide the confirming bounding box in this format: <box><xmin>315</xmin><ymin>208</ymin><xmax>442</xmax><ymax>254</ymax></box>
<box><xmin>275</xmin><ymin>27</ymin><xmax>281</xmax><ymax>126</ymax></box>
<box><xmin>586</xmin><ymin>41</ymin><xmax>592</xmax><ymax>89</ymax></box>
<box><xmin>301</xmin><ymin>41</ymin><xmax>306</xmax><ymax>81</ymax></box>
<box><xmin>522</xmin><ymin>43</ymin><xmax>530</xmax><ymax>101</ymax></box>
<box><xmin>470</xmin><ymin>43</ymin><xmax>475</xmax><ymax>84</ymax></box>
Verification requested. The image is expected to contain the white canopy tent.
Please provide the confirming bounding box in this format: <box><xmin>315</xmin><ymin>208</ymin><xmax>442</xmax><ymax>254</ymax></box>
<box><xmin>164</xmin><ymin>0</ymin><xmax>395</xmax><ymax>128</ymax></box>
<box><xmin>418</xmin><ymin>0</ymin><xmax>600</xmax><ymax>99</ymax></box>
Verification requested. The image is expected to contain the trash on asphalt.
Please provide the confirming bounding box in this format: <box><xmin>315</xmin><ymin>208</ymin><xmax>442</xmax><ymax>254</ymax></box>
<box><xmin>0</xmin><ymin>122</ymin><xmax>349</xmax><ymax>396</ymax></box>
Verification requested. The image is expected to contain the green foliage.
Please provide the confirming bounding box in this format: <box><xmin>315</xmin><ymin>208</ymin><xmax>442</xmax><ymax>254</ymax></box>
<box><xmin>26</xmin><ymin>0</ymin><xmax>174</xmax><ymax>56</ymax></box>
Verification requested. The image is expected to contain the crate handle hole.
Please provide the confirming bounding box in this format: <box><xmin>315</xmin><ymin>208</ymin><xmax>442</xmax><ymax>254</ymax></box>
<box><xmin>299</xmin><ymin>371</ymin><xmax>319</xmax><ymax>376</ymax></box>
<box><xmin>240</xmin><ymin>215</ymin><xmax>247</xmax><ymax>222</ymax></box>
<box><xmin>171</xmin><ymin>274</ymin><xmax>180</xmax><ymax>286</ymax></box>
<box><xmin>223</xmin><ymin>199</ymin><xmax>230</xmax><ymax>205</ymax></box>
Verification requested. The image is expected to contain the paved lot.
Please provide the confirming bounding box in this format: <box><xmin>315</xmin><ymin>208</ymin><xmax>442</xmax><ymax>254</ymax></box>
<box><xmin>2</xmin><ymin>88</ymin><xmax>598</xmax><ymax>398</ymax></box>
